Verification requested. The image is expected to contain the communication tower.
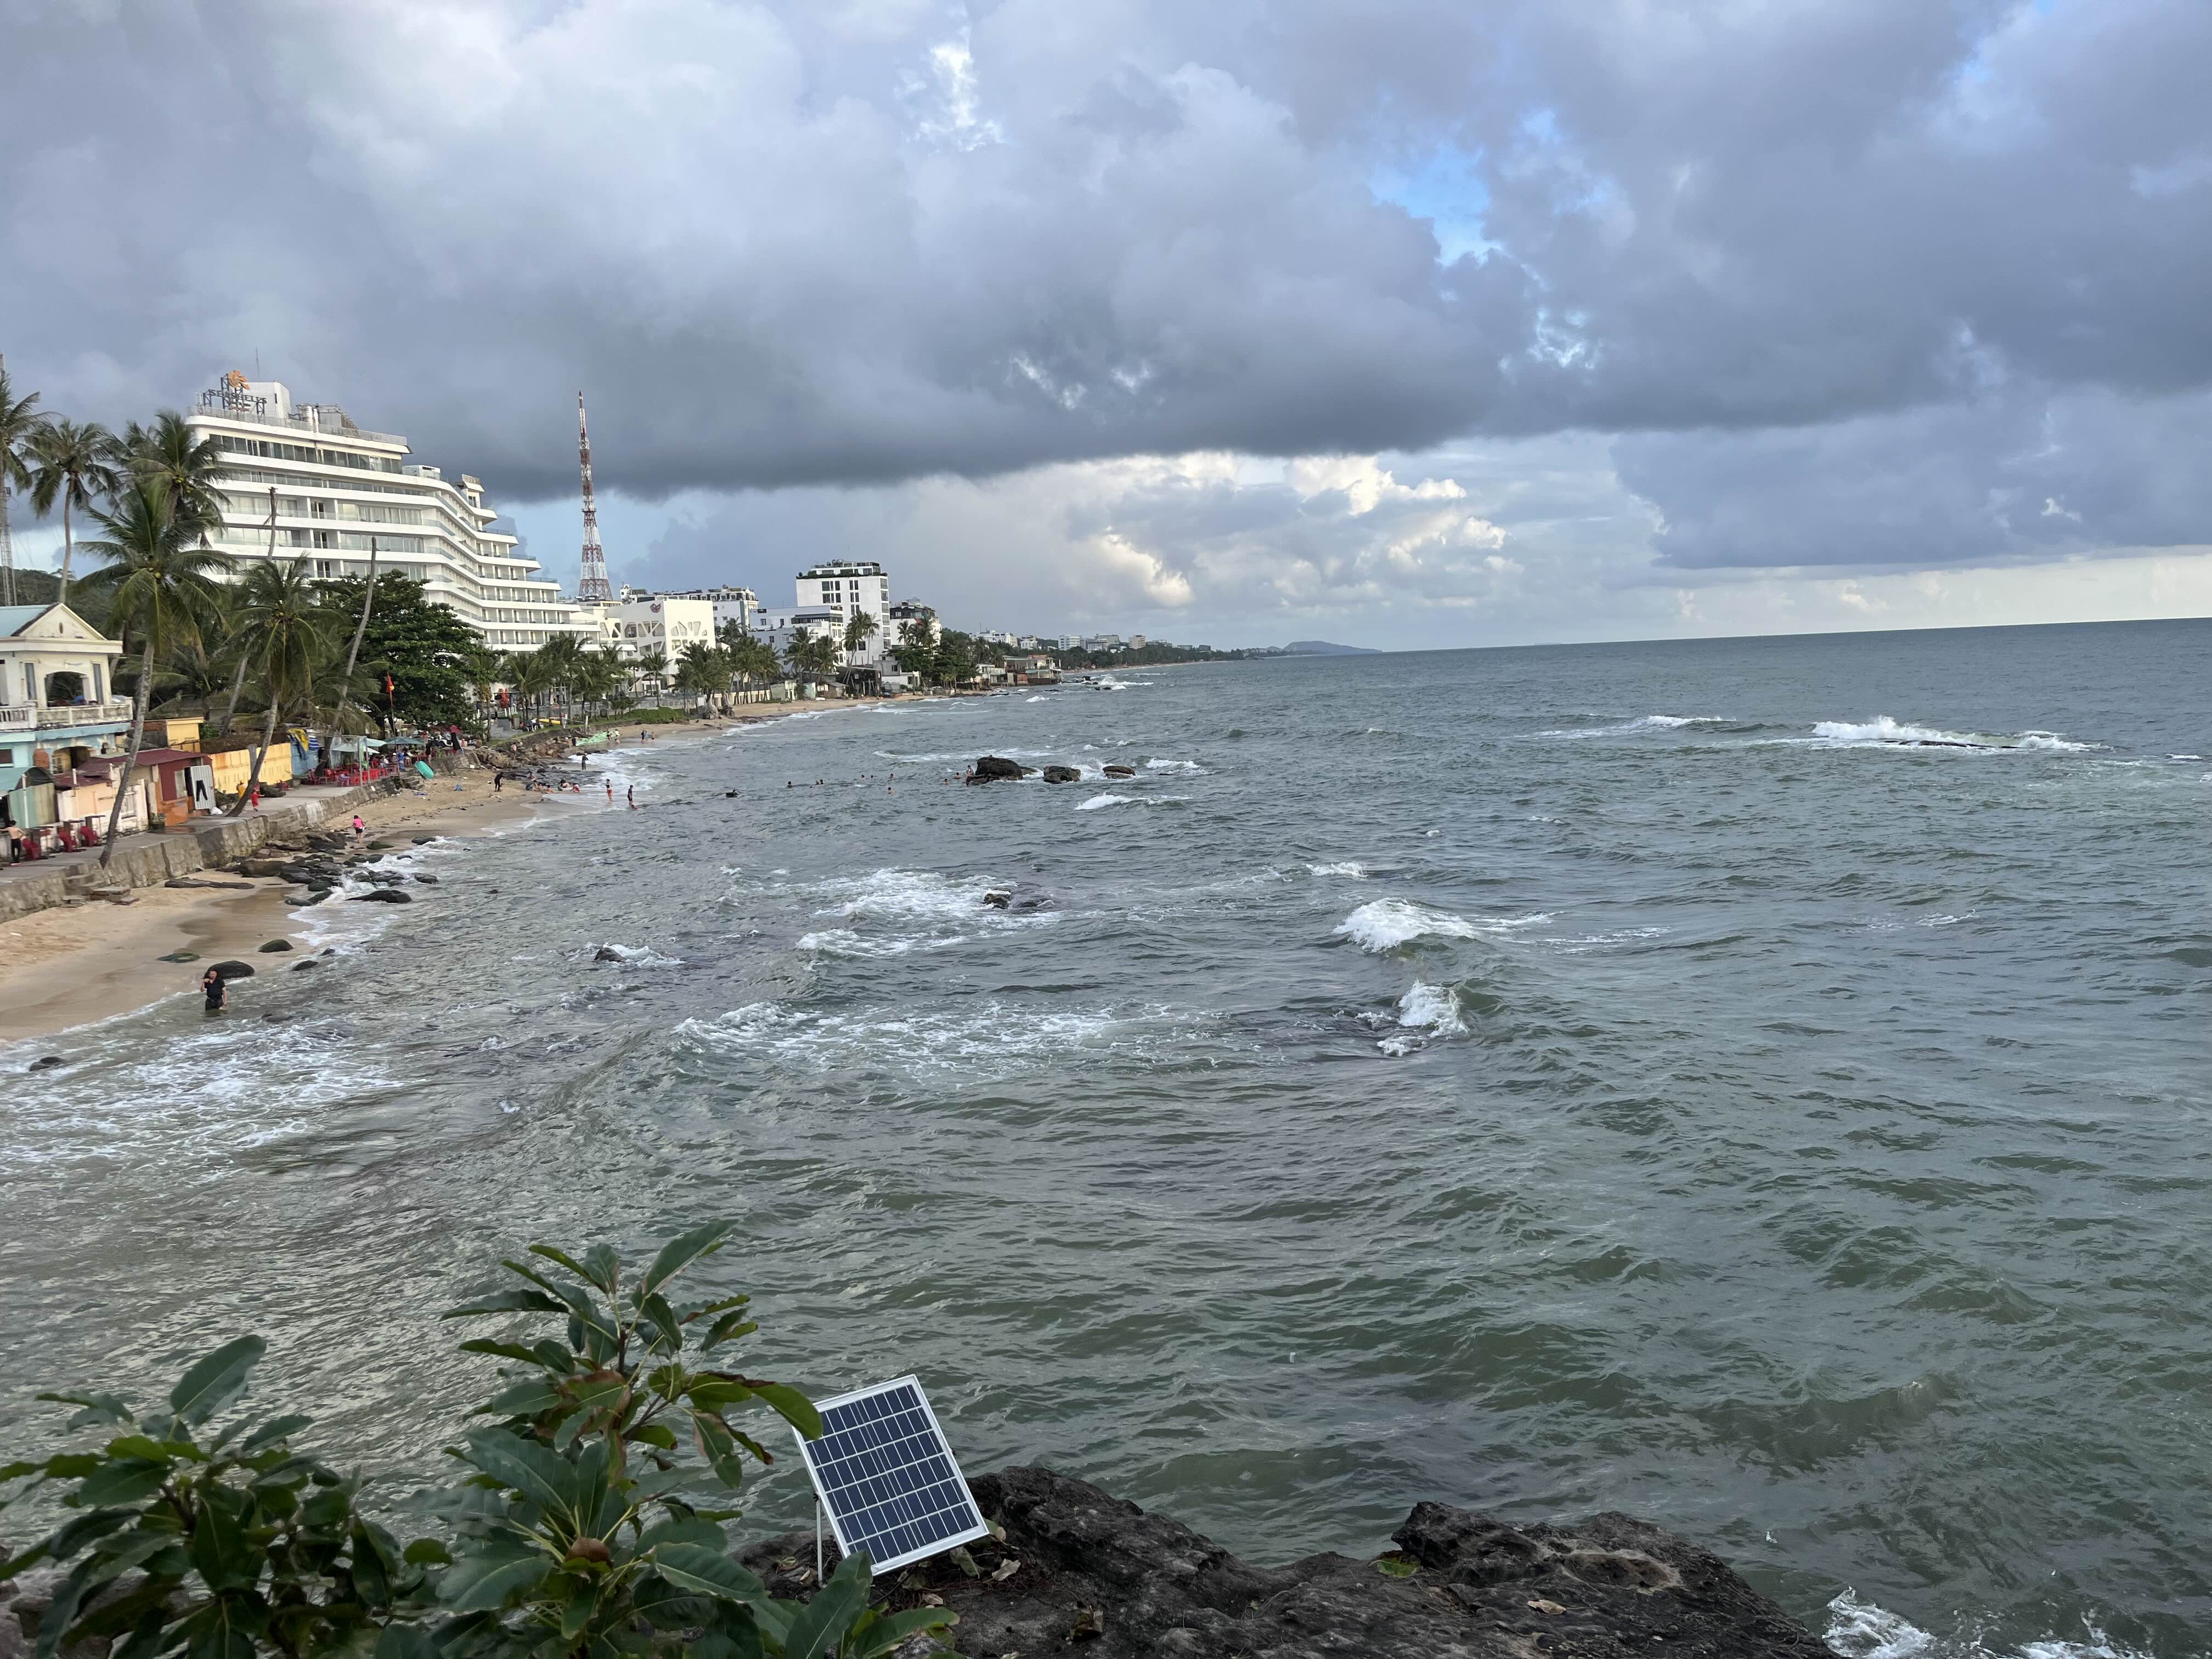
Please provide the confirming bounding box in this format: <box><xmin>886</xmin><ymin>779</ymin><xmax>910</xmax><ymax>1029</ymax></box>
<box><xmin>576</xmin><ymin>392</ymin><xmax>612</xmax><ymax>602</ymax></box>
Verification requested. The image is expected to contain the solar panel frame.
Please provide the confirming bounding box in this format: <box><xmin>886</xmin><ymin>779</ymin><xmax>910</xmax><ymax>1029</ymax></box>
<box><xmin>792</xmin><ymin>1374</ymin><xmax>991</xmax><ymax>1575</ymax></box>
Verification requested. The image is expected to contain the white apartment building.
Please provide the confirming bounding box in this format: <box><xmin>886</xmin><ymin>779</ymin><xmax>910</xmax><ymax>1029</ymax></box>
<box><xmin>646</xmin><ymin>583</ymin><xmax>764</xmax><ymax>636</ymax></box>
<box><xmin>187</xmin><ymin>376</ymin><xmax>595</xmax><ymax>651</ymax></box>
<box><xmin>585</xmin><ymin>595</ymin><xmax>718</xmax><ymax>678</ymax></box>
<box><xmin>796</xmin><ymin>560</ymin><xmax>890</xmax><ymax>646</ymax></box>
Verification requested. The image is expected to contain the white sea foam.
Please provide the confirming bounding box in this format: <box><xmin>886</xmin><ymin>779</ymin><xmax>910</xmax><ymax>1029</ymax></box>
<box><xmin>681</xmin><ymin>998</ymin><xmax>1229</xmax><ymax>1076</ymax></box>
<box><xmin>1307</xmin><ymin>861</ymin><xmax>1370</xmax><ymax>878</ymax></box>
<box><xmin>1801</xmin><ymin>716</ymin><xmax>2096</xmax><ymax>752</ymax></box>
<box><xmin>1824</xmin><ymin>1592</ymin><xmax>2155</xmax><ymax>1659</ymax></box>
<box><xmin>810</xmin><ymin>867</ymin><xmax>1007</xmax><ymax>923</ymax></box>
<box><xmin>1077</xmin><ymin>793</ymin><xmax>1131</xmax><ymax>810</ymax></box>
<box><xmin>1335</xmin><ymin>899</ymin><xmax>1550</xmax><ymax>952</ymax></box>
<box><xmin>1550</xmin><ymin>926</ymin><xmax>1672</xmax><ymax>955</ymax></box>
<box><xmin>594</xmin><ymin>942</ymin><xmax>684</xmax><ymax>968</ymax></box>
<box><xmin>1378</xmin><ymin>981</ymin><xmax>1467</xmax><ymax>1056</ymax></box>
<box><xmin>1541</xmin><ymin>713</ymin><xmax>1730</xmax><ymax>738</ymax></box>
<box><xmin>797</xmin><ymin>928</ymin><xmax>967</xmax><ymax>957</ymax></box>
<box><xmin>1026</xmin><ymin>695</ymin><xmax>1050</xmax><ymax>702</ymax></box>
<box><xmin>1145</xmin><ymin>758</ymin><xmax>1205</xmax><ymax>773</ymax></box>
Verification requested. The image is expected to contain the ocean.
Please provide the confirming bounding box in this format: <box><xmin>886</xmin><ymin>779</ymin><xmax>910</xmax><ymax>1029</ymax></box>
<box><xmin>5</xmin><ymin>618</ymin><xmax>2209</xmax><ymax>1656</ymax></box>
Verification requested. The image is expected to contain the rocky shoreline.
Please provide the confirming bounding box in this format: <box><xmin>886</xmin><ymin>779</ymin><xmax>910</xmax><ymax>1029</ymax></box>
<box><xmin>743</xmin><ymin>1465</ymin><xmax>1832</xmax><ymax>1657</ymax></box>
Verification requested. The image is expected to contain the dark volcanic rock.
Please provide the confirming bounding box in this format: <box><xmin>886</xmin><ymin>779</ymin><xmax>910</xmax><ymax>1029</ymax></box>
<box><xmin>257</xmin><ymin>939</ymin><xmax>293</xmax><ymax>953</ymax></box>
<box><xmin>413</xmin><ymin>873</ymin><xmax>440</xmax><ymax>885</ymax></box>
<box><xmin>210</xmin><ymin>961</ymin><xmax>255</xmax><ymax>979</ymax></box>
<box><xmin>347</xmin><ymin>889</ymin><xmax>413</xmax><ymax>904</ymax></box>
<box><xmin>1103</xmin><ymin>764</ymin><xmax>1137</xmax><ymax>777</ymax></box>
<box><xmin>28</xmin><ymin>1056</ymin><xmax>64</xmax><ymax>1072</ymax></box>
<box><xmin>970</xmin><ymin>755</ymin><xmax>1030</xmax><ymax>782</ymax></box>
<box><xmin>1041</xmin><ymin>765</ymin><xmax>1081</xmax><ymax>783</ymax></box>
<box><xmin>593</xmin><ymin>946</ymin><xmax>624</xmax><ymax>961</ymax></box>
<box><xmin>982</xmin><ymin>891</ymin><xmax>1012</xmax><ymax>909</ymax></box>
<box><xmin>742</xmin><ymin>1467</ymin><xmax>1829</xmax><ymax>1659</ymax></box>
<box><xmin>290</xmin><ymin>960</ymin><xmax>318</xmax><ymax>972</ymax></box>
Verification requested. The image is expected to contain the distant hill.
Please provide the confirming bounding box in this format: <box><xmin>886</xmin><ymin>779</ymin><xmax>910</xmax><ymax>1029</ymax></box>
<box><xmin>3</xmin><ymin>567</ymin><xmax>61</xmax><ymax>606</ymax></box>
<box><xmin>1282</xmin><ymin>639</ymin><xmax>1379</xmax><ymax>656</ymax></box>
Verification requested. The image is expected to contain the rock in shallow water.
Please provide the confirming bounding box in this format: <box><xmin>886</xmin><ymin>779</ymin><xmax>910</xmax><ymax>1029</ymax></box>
<box><xmin>970</xmin><ymin>755</ymin><xmax>1030</xmax><ymax>782</ymax></box>
<box><xmin>1041</xmin><ymin>765</ymin><xmax>1081</xmax><ymax>783</ymax></box>
<box><xmin>741</xmin><ymin>1466</ymin><xmax>1830</xmax><ymax>1659</ymax></box>
<box><xmin>347</xmin><ymin>889</ymin><xmax>413</xmax><ymax>904</ymax></box>
<box><xmin>258</xmin><ymin>939</ymin><xmax>292</xmax><ymax>953</ymax></box>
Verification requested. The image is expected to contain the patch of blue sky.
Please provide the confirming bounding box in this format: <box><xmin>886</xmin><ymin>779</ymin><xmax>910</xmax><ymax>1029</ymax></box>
<box><xmin>1369</xmin><ymin>140</ymin><xmax>1496</xmax><ymax>263</ymax></box>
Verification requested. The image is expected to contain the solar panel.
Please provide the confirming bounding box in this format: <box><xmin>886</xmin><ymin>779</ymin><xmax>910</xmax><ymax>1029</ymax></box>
<box><xmin>793</xmin><ymin>1375</ymin><xmax>990</xmax><ymax>1575</ymax></box>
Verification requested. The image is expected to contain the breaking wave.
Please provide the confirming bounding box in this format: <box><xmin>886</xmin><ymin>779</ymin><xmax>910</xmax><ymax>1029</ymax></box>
<box><xmin>1824</xmin><ymin>1592</ymin><xmax>2157</xmax><ymax>1659</ymax></box>
<box><xmin>1798</xmin><ymin>717</ymin><xmax>2097</xmax><ymax>752</ymax></box>
<box><xmin>1334</xmin><ymin>899</ymin><xmax>1551</xmax><ymax>952</ymax></box>
<box><xmin>1307</xmin><ymin>861</ymin><xmax>1371</xmax><ymax>878</ymax></box>
<box><xmin>1376</xmin><ymin>981</ymin><xmax>1467</xmax><ymax>1057</ymax></box>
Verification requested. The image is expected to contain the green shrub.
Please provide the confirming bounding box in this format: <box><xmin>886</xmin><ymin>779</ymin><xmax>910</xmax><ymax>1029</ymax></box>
<box><xmin>1</xmin><ymin>1223</ymin><xmax>958</xmax><ymax>1659</ymax></box>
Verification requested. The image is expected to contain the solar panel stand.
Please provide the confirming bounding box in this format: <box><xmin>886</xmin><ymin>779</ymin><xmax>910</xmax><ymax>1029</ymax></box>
<box><xmin>815</xmin><ymin>1498</ymin><xmax>825</xmax><ymax>1583</ymax></box>
<box><xmin>794</xmin><ymin>1374</ymin><xmax>991</xmax><ymax>1577</ymax></box>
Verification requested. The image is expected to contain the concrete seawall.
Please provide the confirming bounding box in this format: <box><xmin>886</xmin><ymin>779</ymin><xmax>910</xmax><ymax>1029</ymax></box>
<box><xmin>0</xmin><ymin>778</ymin><xmax>400</xmax><ymax>924</ymax></box>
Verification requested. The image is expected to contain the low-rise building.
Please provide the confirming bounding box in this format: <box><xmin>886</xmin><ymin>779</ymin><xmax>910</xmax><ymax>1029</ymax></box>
<box><xmin>583</xmin><ymin>595</ymin><xmax>719</xmax><ymax>679</ymax></box>
<box><xmin>1</xmin><ymin>601</ymin><xmax>133</xmax><ymax>776</ymax></box>
<box><xmin>632</xmin><ymin>583</ymin><xmax>765</xmax><ymax>637</ymax></box>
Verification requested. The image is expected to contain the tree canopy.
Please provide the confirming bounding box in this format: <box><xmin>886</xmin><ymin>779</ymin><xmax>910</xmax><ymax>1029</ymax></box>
<box><xmin>314</xmin><ymin>572</ymin><xmax>481</xmax><ymax>732</ymax></box>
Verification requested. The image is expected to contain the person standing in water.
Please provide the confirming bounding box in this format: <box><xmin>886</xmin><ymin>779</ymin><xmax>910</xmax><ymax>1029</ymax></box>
<box><xmin>201</xmin><ymin>967</ymin><xmax>226</xmax><ymax>1013</ymax></box>
<box><xmin>605</xmin><ymin>781</ymin><xmax>613</xmax><ymax>803</ymax></box>
<box><xmin>627</xmin><ymin>785</ymin><xmax>636</xmax><ymax>809</ymax></box>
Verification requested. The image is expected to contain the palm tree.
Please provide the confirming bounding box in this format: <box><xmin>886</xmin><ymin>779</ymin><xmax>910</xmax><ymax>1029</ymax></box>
<box><xmin>0</xmin><ymin>355</ymin><xmax>49</xmax><ymax>608</ymax></box>
<box><xmin>786</xmin><ymin>631</ymin><xmax>837</xmax><ymax>679</ymax></box>
<box><xmin>320</xmin><ymin>537</ymin><xmax>380</xmax><ymax>772</ymax></box>
<box><xmin>75</xmin><ymin>478</ymin><xmax>236</xmax><ymax>865</ymax></box>
<box><xmin>214</xmin><ymin>490</ymin><xmax>278</xmax><ymax>738</ymax></box>
<box><xmin>122</xmin><ymin>411</ymin><xmax>226</xmax><ymax>537</ymax></box>
<box><xmin>459</xmin><ymin>643</ymin><xmax>505</xmax><ymax>727</ymax></box>
<box><xmin>25</xmin><ymin>417</ymin><xmax>119</xmax><ymax>610</ymax></box>
<box><xmin>228</xmin><ymin>559</ymin><xmax>332</xmax><ymax>814</ymax></box>
<box><xmin>843</xmin><ymin>612</ymin><xmax>879</xmax><ymax>658</ymax></box>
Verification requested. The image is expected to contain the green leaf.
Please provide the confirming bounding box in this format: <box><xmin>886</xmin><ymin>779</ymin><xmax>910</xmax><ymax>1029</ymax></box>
<box><xmin>648</xmin><ymin>1545</ymin><xmax>771</xmax><ymax>1611</ymax></box>
<box><xmin>442</xmin><ymin>1554</ymin><xmax>554</xmax><ymax>1613</ymax></box>
<box><xmin>689</xmin><ymin>1414</ymin><xmax>748</xmax><ymax>1491</ymax></box>
<box><xmin>637</xmin><ymin>1292</ymin><xmax>684</xmax><ymax>1352</ymax></box>
<box><xmin>475</xmin><ymin>1379</ymin><xmax>562</xmax><ymax>1418</ymax></box>
<box><xmin>374</xmin><ymin>1623</ymin><xmax>438</xmax><ymax>1659</ymax></box>
<box><xmin>699</xmin><ymin>1313</ymin><xmax>758</xmax><ymax>1351</ymax></box>
<box><xmin>691</xmin><ymin>1611</ymin><xmax>767</xmax><ymax>1659</ymax></box>
<box><xmin>747</xmin><ymin>1383</ymin><xmax>821</xmax><ymax>1441</ymax></box>
<box><xmin>52</xmin><ymin>1509</ymin><xmax>136</xmax><ymax>1560</ymax></box>
<box><xmin>33</xmin><ymin>1563</ymin><xmax>94</xmax><ymax>1659</ymax></box>
<box><xmin>527</xmin><ymin>1244</ymin><xmax>608</xmax><ymax>1292</ymax></box>
<box><xmin>44</xmin><ymin>1453</ymin><xmax>103</xmax><ymax>1477</ymax></box>
<box><xmin>456</xmin><ymin>1340</ymin><xmax>548</xmax><ymax>1365</ymax></box>
<box><xmin>675</xmin><ymin>1294</ymin><xmax>751</xmax><ymax>1325</ymax></box>
<box><xmin>104</xmin><ymin>1435</ymin><xmax>191</xmax><ymax>1463</ymax></box>
<box><xmin>37</xmin><ymin>1391</ymin><xmax>135</xmax><ymax>1430</ymax></box>
<box><xmin>74</xmin><ymin>1459</ymin><xmax>171</xmax><ymax>1508</ymax></box>
<box><xmin>110</xmin><ymin>1609</ymin><xmax>170</xmax><ymax>1659</ymax></box>
<box><xmin>442</xmin><ymin>1288</ymin><xmax>567</xmax><ymax>1319</ymax></box>
<box><xmin>461</xmin><ymin>1430</ymin><xmax>577</xmax><ymax>1520</ymax></box>
<box><xmin>168</xmin><ymin>1337</ymin><xmax>266</xmax><ymax>1427</ymax></box>
<box><xmin>235</xmin><ymin>1415</ymin><xmax>313</xmax><ymax>1455</ymax></box>
<box><xmin>686</xmin><ymin>1379</ymin><xmax>755</xmax><ymax>1413</ymax></box>
<box><xmin>842</xmin><ymin>1605</ymin><xmax>961</xmax><ymax>1659</ymax></box>
<box><xmin>189</xmin><ymin>1491</ymin><xmax>259</xmax><ymax>1593</ymax></box>
<box><xmin>780</xmin><ymin>1550</ymin><xmax>870</xmax><ymax>1659</ymax></box>
<box><xmin>403</xmin><ymin>1537</ymin><xmax>454</xmax><ymax>1565</ymax></box>
<box><xmin>630</xmin><ymin>1424</ymin><xmax>679</xmax><ymax>1452</ymax></box>
<box><xmin>582</xmin><ymin>1244</ymin><xmax>620</xmax><ymax>1293</ymax></box>
<box><xmin>640</xmin><ymin>1221</ymin><xmax>736</xmax><ymax>1297</ymax></box>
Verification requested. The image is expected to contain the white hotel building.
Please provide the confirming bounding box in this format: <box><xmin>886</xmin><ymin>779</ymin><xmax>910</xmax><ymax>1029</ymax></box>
<box><xmin>186</xmin><ymin>378</ymin><xmax>595</xmax><ymax>650</ymax></box>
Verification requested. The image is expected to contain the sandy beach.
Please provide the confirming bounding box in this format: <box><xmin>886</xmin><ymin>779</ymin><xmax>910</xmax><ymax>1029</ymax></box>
<box><xmin>0</xmin><ymin>704</ymin><xmax>856</xmax><ymax>1051</ymax></box>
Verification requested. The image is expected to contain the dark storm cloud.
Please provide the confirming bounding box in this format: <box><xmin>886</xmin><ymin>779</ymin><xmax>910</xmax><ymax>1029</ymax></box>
<box><xmin>3</xmin><ymin>0</ymin><xmax>2208</xmax><ymax>573</ymax></box>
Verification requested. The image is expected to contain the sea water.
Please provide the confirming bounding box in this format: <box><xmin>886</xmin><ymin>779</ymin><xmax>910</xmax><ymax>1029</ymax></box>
<box><xmin>4</xmin><ymin>619</ymin><xmax>2209</xmax><ymax>1656</ymax></box>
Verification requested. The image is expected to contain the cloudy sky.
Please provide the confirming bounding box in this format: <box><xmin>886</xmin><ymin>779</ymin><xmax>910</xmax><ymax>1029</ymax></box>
<box><xmin>5</xmin><ymin>0</ymin><xmax>2209</xmax><ymax>648</ymax></box>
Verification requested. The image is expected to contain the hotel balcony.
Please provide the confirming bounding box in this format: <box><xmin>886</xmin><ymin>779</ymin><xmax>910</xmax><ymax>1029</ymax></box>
<box><xmin>5</xmin><ymin>700</ymin><xmax>136</xmax><ymax>733</ymax></box>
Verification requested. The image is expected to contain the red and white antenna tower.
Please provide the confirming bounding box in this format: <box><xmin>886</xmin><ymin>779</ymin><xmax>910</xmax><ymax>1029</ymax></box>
<box><xmin>575</xmin><ymin>391</ymin><xmax>612</xmax><ymax>602</ymax></box>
